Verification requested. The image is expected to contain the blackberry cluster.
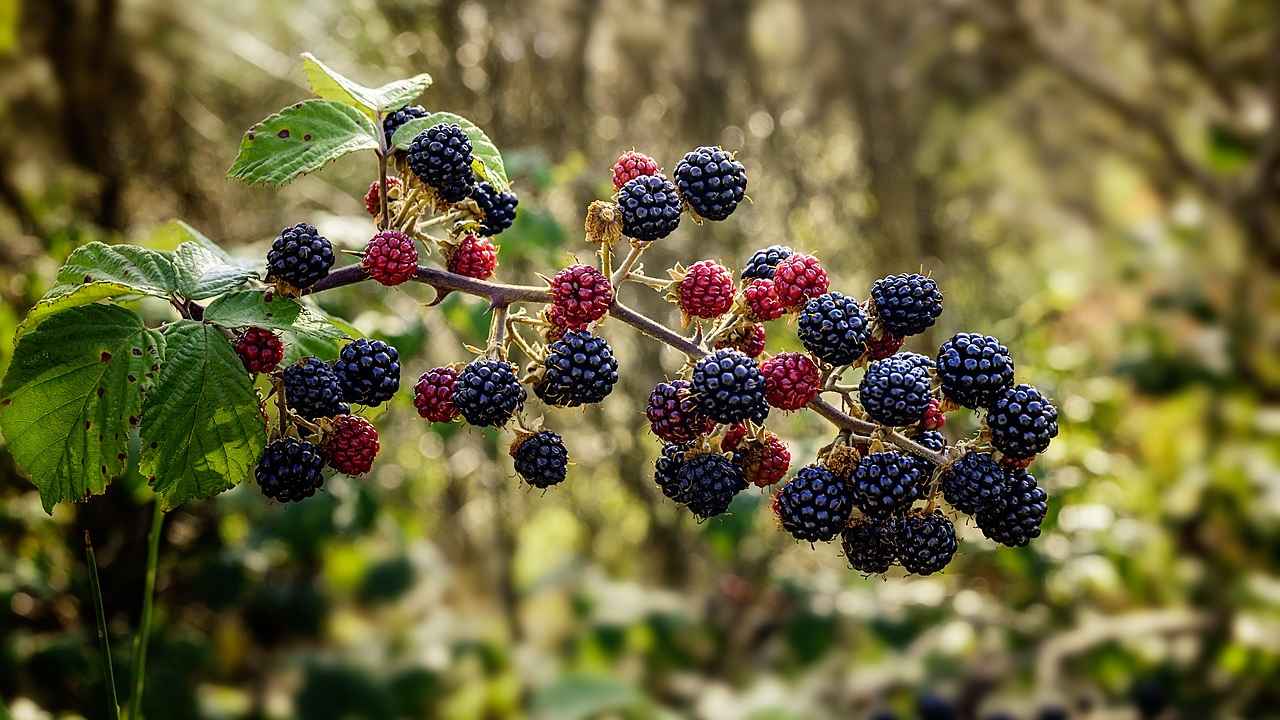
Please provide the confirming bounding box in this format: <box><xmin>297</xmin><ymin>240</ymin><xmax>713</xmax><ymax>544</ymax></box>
<box><xmin>452</xmin><ymin>358</ymin><xmax>525</xmax><ymax>427</ymax></box>
<box><xmin>797</xmin><ymin>292</ymin><xmax>869</xmax><ymax>365</ymax></box>
<box><xmin>773</xmin><ymin>464</ymin><xmax>855</xmax><ymax>542</ymax></box>
<box><xmin>691</xmin><ymin>349</ymin><xmax>769</xmax><ymax>424</ymax></box>
<box><xmin>646</xmin><ymin>380</ymin><xmax>714</xmax><ymax>444</ymax></box>
<box><xmin>673</xmin><ymin>145</ymin><xmax>747</xmax><ymax>221</ymax></box>
<box><xmin>284</xmin><ymin>358</ymin><xmax>348</xmax><ymax>420</ymax></box>
<box><xmin>741</xmin><ymin>245</ymin><xmax>793</xmax><ymax>280</ymax></box>
<box><xmin>256</xmin><ymin>438</ymin><xmax>326</xmax><ymax>503</ymax></box>
<box><xmin>534</xmin><ymin>330</ymin><xmax>619</xmax><ymax>407</ymax></box>
<box><xmin>939</xmin><ymin>451</ymin><xmax>1007</xmax><ymax>515</ymax></box>
<box><xmin>869</xmin><ymin>273</ymin><xmax>944</xmax><ymax>337</ymax></box>
<box><xmin>383</xmin><ymin>104</ymin><xmax>429</xmax><ymax>145</ymax></box>
<box><xmin>617</xmin><ymin>173</ymin><xmax>682</xmax><ymax>241</ymax></box>
<box><xmin>896</xmin><ymin>510</ymin><xmax>957</xmax><ymax>576</ymax></box>
<box><xmin>977</xmin><ymin>468</ymin><xmax>1048</xmax><ymax>546</ymax></box>
<box><xmin>511</xmin><ymin>431</ymin><xmax>569</xmax><ymax>489</ymax></box>
<box><xmin>267</xmin><ymin>223</ymin><xmax>334</xmax><ymax>290</ymax></box>
<box><xmin>323</xmin><ymin>415</ymin><xmax>380</xmax><ymax>475</ymax></box>
<box><xmin>653</xmin><ymin>443</ymin><xmax>692</xmax><ymax>502</ymax></box>
<box><xmin>470</xmin><ymin>181</ymin><xmax>518</xmax><ymax>236</ymax></box>
<box><xmin>842</xmin><ymin>518</ymin><xmax>897</xmax><ymax>574</ymax></box>
<box><xmin>851</xmin><ymin>451</ymin><xmax>925</xmax><ymax>517</ymax></box>
<box><xmin>678</xmin><ymin>452</ymin><xmax>747</xmax><ymax>519</ymax></box>
<box><xmin>986</xmin><ymin>383</ymin><xmax>1059</xmax><ymax>459</ymax></box>
<box><xmin>936</xmin><ymin>332</ymin><xmax>1015</xmax><ymax>408</ymax></box>
<box><xmin>334</xmin><ymin>339</ymin><xmax>400</xmax><ymax>406</ymax></box>
<box><xmin>858</xmin><ymin>354</ymin><xmax>932</xmax><ymax>426</ymax></box>
<box><xmin>407</xmin><ymin>123</ymin><xmax>474</xmax><ymax>202</ymax></box>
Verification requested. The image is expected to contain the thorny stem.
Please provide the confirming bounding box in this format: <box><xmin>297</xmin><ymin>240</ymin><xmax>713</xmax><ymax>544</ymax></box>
<box><xmin>486</xmin><ymin>304</ymin><xmax>510</xmax><ymax>359</ymax></box>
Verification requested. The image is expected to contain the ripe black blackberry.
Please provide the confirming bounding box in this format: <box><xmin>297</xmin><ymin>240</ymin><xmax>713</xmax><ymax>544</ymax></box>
<box><xmin>266</xmin><ymin>223</ymin><xmax>335</xmax><ymax>290</ymax></box>
<box><xmin>406</xmin><ymin>123</ymin><xmax>474</xmax><ymax>202</ymax></box>
<box><xmin>470</xmin><ymin>181</ymin><xmax>519</xmax><ymax>236</ymax></box>
<box><xmin>939</xmin><ymin>450</ymin><xmax>1008</xmax><ymax>516</ymax></box>
<box><xmin>977</xmin><ymin>468</ymin><xmax>1047</xmax><ymax>547</ymax></box>
<box><xmin>533</xmin><ymin>330</ymin><xmax>619</xmax><ymax>407</ymax></box>
<box><xmin>896</xmin><ymin>510</ymin><xmax>957</xmax><ymax>575</ymax></box>
<box><xmin>907</xmin><ymin>429</ymin><xmax>947</xmax><ymax>478</ymax></box>
<box><xmin>773</xmin><ymin>464</ymin><xmax>855</xmax><ymax>542</ymax></box>
<box><xmin>452</xmin><ymin>358</ymin><xmax>525</xmax><ymax>427</ymax></box>
<box><xmin>858</xmin><ymin>354</ymin><xmax>933</xmax><ymax>426</ymax></box>
<box><xmin>383</xmin><ymin>104</ymin><xmax>429</xmax><ymax>146</ymax></box>
<box><xmin>690</xmin><ymin>348</ymin><xmax>770</xmax><ymax>424</ymax></box>
<box><xmin>986</xmin><ymin>383</ymin><xmax>1059</xmax><ymax>459</ymax></box>
<box><xmin>256</xmin><ymin>438</ymin><xmax>326</xmax><ymax>503</ymax></box>
<box><xmin>797</xmin><ymin>292</ymin><xmax>869</xmax><ymax>366</ymax></box>
<box><xmin>851</xmin><ymin>451</ymin><xmax>925</xmax><ymax>518</ymax></box>
<box><xmin>869</xmin><ymin>273</ymin><xmax>944</xmax><ymax>337</ymax></box>
<box><xmin>936</xmin><ymin>332</ymin><xmax>1014</xmax><ymax>408</ymax></box>
<box><xmin>646</xmin><ymin>379</ymin><xmax>715</xmax><ymax>443</ymax></box>
<box><xmin>511</xmin><ymin>430</ymin><xmax>569</xmax><ymax>489</ymax></box>
<box><xmin>678</xmin><ymin>452</ymin><xmax>746</xmax><ymax>519</ymax></box>
<box><xmin>741</xmin><ymin>245</ymin><xmax>794</xmax><ymax>280</ymax></box>
<box><xmin>617</xmin><ymin>173</ymin><xmax>682</xmax><ymax>241</ymax></box>
<box><xmin>654</xmin><ymin>443</ymin><xmax>692</xmax><ymax>503</ymax></box>
<box><xmin>673</xmin><ymin>145</ymin><xmax>747</xmax><ymax>221</ymax></box>
<box><xmin>842</xmin><ymin>517</ymin><xmax>898</xmax><ymax>574</ymax></box>
<box><xmin>333</xmin><ymin>338</ymin><xmax>400</xmax><ymax>406</ymax></box>
<box><xmin>284</xmin><ymin>357</ymin><xmax>348</xmax><ymax>420</ymax></box>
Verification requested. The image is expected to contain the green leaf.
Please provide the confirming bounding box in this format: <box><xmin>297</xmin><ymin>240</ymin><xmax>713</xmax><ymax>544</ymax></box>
<box><xmin>147</xmin><ymin>220</ymin><xmax>249</xmax><ymax>267</ymax></box>
<box><xmin>0</xmin><ymin>305</ymin><xmax>164</xmax><ymax>513</ymax></box>
<box><xmin>391</xmin><ymin>112</ymin><xmax>509</xmax><ymax>189</ymax></box>
<box><xmin>227</xmin><ymin>100</ymin><xmax>380</xmax><ymax>186</ymax></box>
<box><xmin>17</xmin><ymin>281</ymin><xmax>149</xmax><ymax>338</ymax></box>
<box><xmin>140</xmin><ymin>321</ymin><xmax>266</xmax><ymax>510</ymax></box>
<box><xmin>204</xmin><ymin>290</ymin><xmax>346</xmax><ymax>340</ymax></box>
<box><xmin>530</xmin><ymin>675</ymin><xmax>647</xmax><ymax>720</ymax></box>
<box><xmin>301</xmin><ymin>53</ymin><xmax>432</xmax><ymax>119</ymax></box>
<box><xmin>174</xmin><ymin>243</ymin><xmax>258</xmax><ymax>300</ymax></box>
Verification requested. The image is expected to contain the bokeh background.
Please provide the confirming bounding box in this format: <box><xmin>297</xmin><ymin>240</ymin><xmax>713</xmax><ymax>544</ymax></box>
<box><xmin>2</xmin><ymin>1</ymin><xmax>1279</xmax><ymax>718</ymax></box>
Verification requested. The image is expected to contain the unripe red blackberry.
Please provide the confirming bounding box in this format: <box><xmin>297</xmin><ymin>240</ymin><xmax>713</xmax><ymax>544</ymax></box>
<box><xmin>323</xmin><ymin>415</ymin><xmax>380</xmax><ymax>475</ymax></box>
<box><xmin>985</xmin><ymin>383</ymin><xmax>1059</xmax><ymax>459</ymax></box>
<box><xmin>720</xmin><ymin>423</ymin><xmax>749</xmax><ymax>452</ymax></box>
<box><xmin>256</xmin><ymin>438</ymin><xmax>326</xmax><ymax>503</ymax></box>
<box><xmin>617</xmin><ymin>173</ymin><xmax>682</xmax><ymax>242</ymax></box>
<box><xmin>939</xmin><ymin>450</ymin><xmax>1008</xmax><ymax>516</ymax></box>
<box><xmin>858</xmin><ymin>354</ymin><xmax>933</xmax><ymax>427</ymax></box>
<box><xmin>413</xmin><ymin>367</ymin><xmax>459</xmax><ymax>422</ymax></box>
<box><xmin>773</xmin><ymin>464</ymin><xmax>855</xmax><ymax>542</ymax></box>
<box><xmin>447</xmin><ymin>234</ymin><xmax>498</xmax><ymax>280</ymax></box>
<box><xmin>976</xmin><ymin>468</ymin><xmax>1048</xmax><ymax>547</ymax></box>
<box><xmin>772</xmin><ymin>253</ymin><xmax>829</xmax><ymax>310</ymax></box>
<box><xmin>511</xmin><ymin>430</ymin><xmax>569</xmax><ymax>489</ymax></box>
<box><xmin>713</xmin><ymin>322</ymin><xmax>766</xmax><ymax>358</ymax></box>
<box><xmin>842</xmin><ymin>517</ymin><xmax>898</xmax><ymax>574</ymax></box>
<box><xmin>797</xmin><ymin>292</ymin><xmax>869</xmax><ymax>365</ymax></box>
<box><xmin>691</xmin><ymin>348</ymin><xmax>770</xmax><ymax>424</ymax></box>
<box><xmin>543</xmin><ymin>304</ymin><xmax>586</xmax><ymax>338</ymax></box>
<box><xmin>741</xmin><ymin>245</ymin><xmax>794</xmax><ymax>280</ymax></box>
<box><xmin>741</xmin><ymin>278</ymin><xmax>784</xmax><ymax>322</ymax></box>
<box><xmin>534</xmin><ymin>330</ymin><xmax>619</xmax><ymax>407</ymax></box>
<box><xmin>362</xmin><ymin>230</ymin><xmax>418</xmax><ymax>286</ymax></box>
<box><xmin>267</xmin><ymin>223</ymin><xmax>335</xmax><ymax>291</ymax></box>
<box><xmin>677</xmin><ymin>260</ymin><xmax>735</xmax><ymax>319</ymax></box>
<box><xmin>936</xmin><ymin>332</ymin><xmax>1014</xmax><ymax>408</ymax></box>
<box><xmin>549</xmin><ymin>264</ymin><xmax>614</xmax><ymax>327</ymax></box>
<box><xmin>896</xmin><ymin>510</ymin><xmax>957</xmax><ymax>575</ymax></box>
<box><xmin>761</xmin><ymin>352</ymin><xmax>821</xmax><ymax>411</ymax></box>
<box><xmin>851</xmin><ymin>451</ymin><xmax>925</xmax><ymax>518</ymax></box>
<box><xmin>452</xmin><ymin>358</ymin><xmax>525</xmax><ymax>427</ymax></box>
<box><xmin>920</xmin><ymin>399</ymin><xmax>946</xmax><ymax>430</ymax></box>
<box><xmin>731</xmin><ymin>432</ymin><xmax>790</xmax><ymax>488</ymax></box>
<box><xmin>865</xmin><ymin>332</ymin><xmax>904</xmax><ymax>361</ymax></box>
<box><xmin>406</xmin><ymin>123</ymin><xmax>474</xmax><ymax>202</ymax></box>
<box><xmin>869</xmin><ymin>273</ymin><xmax>944</xmax><ymax>337</ymax></box>
<box><xmin>611</xmin><ymin>150</ymin><xmax>660</xmax><ymax>190</ymax></box>
<box><xmin>646</xmin><ymin>379</ymin><xmax>715</xmax><ymax>443</ymax></box>
<box><xmin>673</xmin><ymin>145</ymin><xmax>747</xmax><ymax>221</ymax></box>
<box><xmin>363</xmin><ymin>177</ymin><xmax>402</xmax><ymax>217</ymax></box>
<box><xmin>470</xmin><ymin>181</ymin><xmax>519</xmax><ymax>237</ymax></box>
<box><xmin>679</xmin><ymin>452</ymin><xmax>747</xmax><ymax>519</ymax></box>
<box><xmin>235</xmin><ymin>327</ymin><xmax>284</xmax><ymax>374</ymax></box>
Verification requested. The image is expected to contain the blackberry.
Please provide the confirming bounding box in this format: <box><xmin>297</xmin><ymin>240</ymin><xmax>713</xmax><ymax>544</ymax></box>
<box><xmin>741</xmin><ymin>278</ymin><xmax>784</xmax><ymax>322</ymax></box>
<box><xmin>797</xmin><ymin>292</ymin><xmax>869</xmax><ymax>365</ymax></box>
<box><xmin>256</xmin><ymin>438</ymin><xmax>326</xmax><ymax>503</ymax></box>
<box><xmin>676</xmin><ymin>260</ymin><xmax>735</xmax><ymax>319</ymax></box>
<box><xmin>936</xmin><ymin>333</ymin><xmax>1014</xmax><ymax>408</ymax></box>
<box><xmin>678</xmin><ymin>452</ymin><xmax>746</xmax><ymax>519</ymax></box>
<box><xmin>732</xmin><ymin>432</ymin><xmax>790</xmax><ymax>488</ymax></box>
<box><xmin>772</xmin><ymin>253</ymin><xmax>829</xmax><ymax>309</ymax></box>
<box><xmin>406</xmin><ymin>123</ymin><xmax>474</xmax><ymax>202</ymax></box>
<box><xmin>761</xmin><ymin>351</ymin><xmax>821</xmax><ymax>411</ymax></box>
<box><xmin>773</xmin><ymin>464</ymin><xmax>855</xmax><ymax>542</ymax></box>
<box><xmin>534</xmin><ymin>330</ymin><xmax>619</xmax><ymax>407</ymax></box>
<box><xmin>447</xmin><ymin>234</ymin><xmax>498</xmax><ymax>280</ymax></box>
<box><xmin>691</xmin><ymin>349</ymin><xmax>770</xmax><ymax>424</ymax></box>
<box><xmin>673</xmin><ymin>145</ymin><xmax>747</xmax><ymax>221</ymax></box>
<box><xmin>511</xmin><ymin>431</ymin><xmax>569</xmax><ymax>489</ymax></box>
<box><xmin>869</xmin><ymin>273</ymin><xmax>944</xmax><ymax>337</ymax></box>
<box><xmin>654</xmin><ymin>443</ymin><xmax>692</xmax><ymax>503</ymax></box>
<box><xmin>611</xmin><ymin>150</ymin><xmax>660</xmax><ymax>189</ymax></box>
<box><xmin>383</xmin><ymin>104</ymin><xmax>429</xmax><ymax>145</ymax></box>
<box><xmin>549</xmin><ymin>264</ymin><xmax>614</xmax><ymax>327</ymax></box>
<box><xmin>851</xmin><ymin>451</ymin><xmax>925</xmax><ymax>518</ymax></box>
<box><xmin>976</xmin><ymin>468</ymin><xmax>1047</xmax><ymax>547</ymax></box>
<box><xmin>452</xmin><ymin>358</ymin><xmax>525</xmax><ymax>427</ymax></box>
<box><xmin>362</xmin><ymin>230</ymin><xmax>417</xmax><ymax>286</ymax></box>
<box><xmin>413</xmin><ymin>367</ymin><xmax>459</xmax><ymax>422</ymax></box>
<box><xmin>858</xmin><ymin>354</ymin><xmax>933</xmax><ymax>426</ymax></box>
<box><xmin>907</xmin><ymin>429</ymin><xmax>947</xmax><ymax>478</ymax></box>
<box><xmin>841</xmin><ymin>517</ymin><xmax>898</xmax><ymax>574</ymax></box>
<box><xmin>939</xmin><ymin>451</ymin><xmax>1008</xmax><ymax>516</ymax></box>
<box><xmin>916</xmin><ymin>693</ymin><xmax>958</xmax><ymax>720</ymax></box>
<box><xmin>284</xmin><ymin>358</ymin><xmax>348</xmax><ymax>420</ymax></box>
<box><xmin>646</xmin><ymin>379</ymin><xmax>715</xmax><ymax>444</ymax></box>
<box><xmin>986</xmin><ymin>383</ymin><xmax>1059</xmax><ymax>459</ymax></box>
<box><xmin>266</xmin><ymin>223</ymin><xmax>335</xmax><ymax>290</ymax></box>
<box><xmin>713</xmin><ymin>322</ymin><xmax>766</xmax><ymax>358</ymax></box>
<box><xmin>334</xmin><ymin>339</ymin><xmax>400</xmax><ymax>406</ymax></box>
<box><xmin>896</xmin><ymin>510</ymin><xmax>957</xmax><ymax>575</ymax></box>
<box><xmin>741</xmin><ymin>245</ymin><xmax>793</xmax><ymax>280</ymax></box>
<box><xmin>323</xmin><ymin>415</ymin><xmax>380</xmax><ymax>475</ymax></box>
<box><xmin>364</xmin><ymin>177</ymin><xmax>402</xmax><ymax>217</ymax></box>
<box><xmin>920</xmin><ymin>398</ymin><xmax>946</xmax><ymax>430</ymax></box>
<box><xmin>235</xmin><ymin>327</ymin><xmax>284</xmax><ymax>374</ymax></box>
<box><xmin>470</xmin><ymin>181</ymin><xmax>518</xmax><ymax>236</ymax></box>
<box><xmin>617</xmin><ymin>173</ymin><xmax>682</xmax><ymax>241</ymax></box>
<box><xmin>865</xmin><ymin>332</ymin><xmax>904</xmax><ymax>361</ymax></box>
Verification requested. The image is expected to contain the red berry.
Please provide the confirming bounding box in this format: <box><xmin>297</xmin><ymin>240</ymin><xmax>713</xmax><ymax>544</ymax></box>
<box><xmin>323</xmin><ymin>415</ymin><xmax>380</xmax><ymax>475</ymax></box>
<box><xmin>414</xmin><ymin>367</ymin><xmax>460</xmax><ymax>422</ymax></box>
<box><xmin>741</xmin><ymin>278</ymin><xmax>784</xmax><ymax>321</ymax></box>
<box><xmin>721</xmin><ymin>424</ymin><xmax>749</xmax><ymax>452</ymax></box>
<box><xmin>646</xmin><ymin>379</ymin><xmax>715</xmax><ymax>443</ymax></box>
<box><xmin>362</xmin><ymin>230</ymin><xmax>418</xmax><ymax>286</ymax></box>
<box><xmin>448</xmin><ymin>234</ymin><xmax>498</xmax><ymax>280</ymax></box>
<box><xmin>235</xmin><ymin>327</ymin><xmax>284</xmax><ymax>374</ymax></box>
<box><xmin>611</xmin><ymin>150</ymin><xmax>661</xmax><ymax>190</ymax></box>
<box><xmin>760</xmin><ymin>352</ymin><xmax>821</xmax><ymax>410</ymax></box>
<box><xmin>677</xmin><ymin>260</ymin><xmax>735</xmax><ymax>319</ymax></box>
<box><xmin>772</xmin><ymin>253</ymin><xmax>829</xmax><ymax>309</ymax></box>
<box><xmin>920</xmin><ymin>399</ymin><xmax>946</xmax><ymax>430</ymax></box>
<box><xmin>549</xmin><ymin>264</ymin><xmax>614</xmax><ymax>327</ymax></box>
<box><xmin>865</xmin><ymin>332</ymin><xmax>904</xmax><ymax>360</ymax></box>
<box><xmin>714</xmin><ymin>323</ymin><xmax>766</xmax><ymax>358</ymax></box>
<box><xmin>733</xmin><ymin>432</ymin><xmax>790</xmax><ymax>487</ymax></box>
<box><xmin>363</xmin><ymin>177</ymin><xmax>402</xmax><ymax>217</ymax></box>
<box><xmin>999</xmin><ymin>454</ymin><xmax>1034</xmax><ymax>470</ymax></box>
<box><xmin>543</xmin><ymin>304</ymin><xmax>585</xmax><ymax>341</ymax></box>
